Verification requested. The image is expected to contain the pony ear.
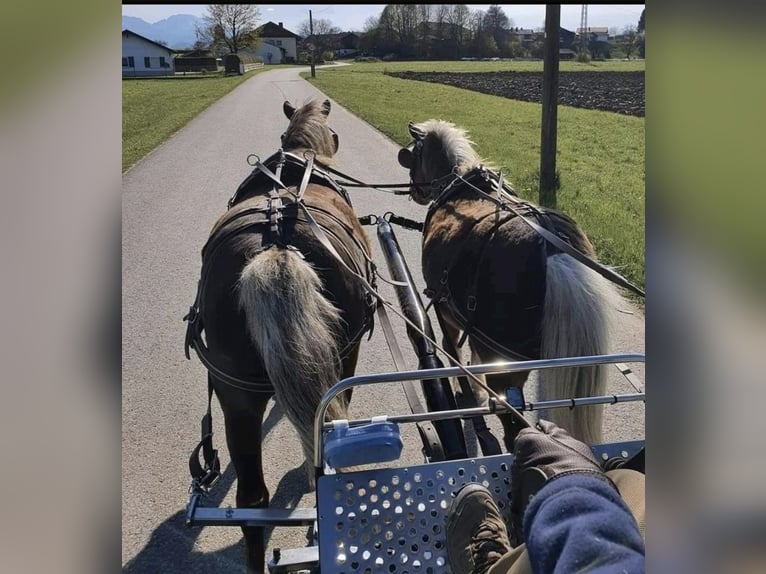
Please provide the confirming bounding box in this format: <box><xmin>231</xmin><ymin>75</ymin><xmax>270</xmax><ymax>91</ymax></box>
<box><xmin>398</xmin><ymin>147</ymin><xmax>413</xmax><ymax>169</ymax></box>
<box><xmin>320</xmin><ymin>99</ymin><xmax>332</xmax><ymax>116</ymax></box>
<box><xmin>408</xmin><ymin>122</ymin><xmax>425</xmax><ymax>140</ymax></box>
<box><xmin>283</xmin><ymin>101</ymin><xmax>296</xmax><ymax>119</ymax></box>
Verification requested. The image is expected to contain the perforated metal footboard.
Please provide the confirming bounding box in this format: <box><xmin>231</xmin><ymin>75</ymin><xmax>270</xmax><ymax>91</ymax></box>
<box><xmin>317</xmin><ymin>454</ymin><xmax>514</xmax><ymax>574</ymax></box>
<box><xmin>317</xmin><ymin>441</ymin><xmax>642</xmax><ymax>574</ymax></box>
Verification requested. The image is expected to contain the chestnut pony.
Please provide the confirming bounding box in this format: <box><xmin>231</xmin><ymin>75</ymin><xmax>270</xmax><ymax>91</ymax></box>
<box><xmin>186</xmin><ymin>99</ymin><xmax>374</xmax><ymax>571</ymax></box>
<box><xmin>398</xmin><ymin>120</ymin><xmax>617</xmax><ymax>450</ymax></box>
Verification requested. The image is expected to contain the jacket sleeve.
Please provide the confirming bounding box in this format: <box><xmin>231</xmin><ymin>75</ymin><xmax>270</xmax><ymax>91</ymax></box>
<box><xmin>523</xmin><ymin>473</ymin><xmax>645</xmax><ymax>574</ymax></box>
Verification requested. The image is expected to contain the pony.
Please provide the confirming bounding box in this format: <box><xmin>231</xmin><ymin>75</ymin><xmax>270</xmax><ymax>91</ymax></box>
<box><xmin>397</xmin><ymin>119</ymin><xmax>617</xmax><ymax>450</ymax></box>
<box><xmin>185</xmin><ymin>99</ymin><xmax>375</xmax><ymax>572</ymax></box>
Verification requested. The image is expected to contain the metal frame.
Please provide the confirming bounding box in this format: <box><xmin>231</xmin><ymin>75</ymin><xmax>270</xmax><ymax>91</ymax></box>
<box><xmin>313</xmin><ymin>353</ymin><xmax>644</xmax><ymax>471</ymax></box>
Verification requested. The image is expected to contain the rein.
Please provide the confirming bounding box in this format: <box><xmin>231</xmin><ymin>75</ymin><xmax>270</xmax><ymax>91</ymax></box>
<box><xmin>425</xmin><ymin>167</ymin><xmax>646</xmax><ymax>299</ymax></box>
<box><xmin>318</xmin><ymin>163</ymin><xmax>412</xmax><ymax>195</ymax></box>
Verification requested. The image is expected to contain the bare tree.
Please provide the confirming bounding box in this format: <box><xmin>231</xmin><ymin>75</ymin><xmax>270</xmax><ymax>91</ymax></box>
<box><xmin>196</xmin><ymin>5</ymin><xmax>261</xmax><ymax>54</ymax></box>
<box><xmin>363</xmin><ymin>15</ymin><xmax>379</xmax><ymax>33</ymax></box>
<box><xmin>298</xmin><ymin>18</ymin><xmax>341</xmax><ymax>38</ymax></box>
<box><xmin>620</xmin><ymin>25</ymin><xmax>638</xmax><ymax>59</ymax></box>
<box><xmin>446</xmin><ymin>4</ymin><xmax>470</xmax><ymax>47</ymax></box>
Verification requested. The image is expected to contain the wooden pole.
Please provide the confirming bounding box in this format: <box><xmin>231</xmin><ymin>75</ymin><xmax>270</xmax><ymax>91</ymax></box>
<box><xmin>309</xmin><ymin>10</ymin><xmax>316</xmax><ymax>78</ymax></box>
<box><xmin>540</xmin><ymin>5</ymin><xmax>560</xmax><ymax>208</ymax></box>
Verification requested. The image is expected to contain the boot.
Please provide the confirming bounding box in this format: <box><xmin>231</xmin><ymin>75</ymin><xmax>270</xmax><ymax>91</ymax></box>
<box><xmin>446</xmin><ymin>483</ymin><xmax>512</xmax><ymax>574</ymax></box>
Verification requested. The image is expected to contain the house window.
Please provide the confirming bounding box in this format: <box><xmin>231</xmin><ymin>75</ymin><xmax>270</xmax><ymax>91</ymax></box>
<box><xmin>275</xmin><ymin>40</ymin><xmax>282</xmax><ymax>46</ymax></box>
<box><xmin>144</xmin><ymin>56</ymin><xmax>151</xmax><ymax>68</ymax></box>
<box><xmin>123</xmin><ymin>56</ymin><xmax>135</xmax><ymax>67</ymax></box>
<box><xmin>122</xmin><ymin>57</ymin><xmax>128</xmax><ymax>67</ymax></box>
<box><xmin>160</xmin><ymin>56</ymin><xmax>167</xmax><ymax>68</ymax></box>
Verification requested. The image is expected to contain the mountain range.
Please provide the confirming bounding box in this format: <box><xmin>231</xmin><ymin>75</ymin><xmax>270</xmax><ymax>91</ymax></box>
<box><xmin>122</xmin><ymin>15</ymin><xmax>202</xmax><ymax>50</ymax></box>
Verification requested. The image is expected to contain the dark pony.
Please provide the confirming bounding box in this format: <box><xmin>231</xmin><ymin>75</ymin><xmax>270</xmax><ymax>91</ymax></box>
<box><xmin>186</xmin><ymin>99</ymin><xmax>374</xmax><ymax>571</ymax></box>
<box><xmin>398</xmin><ymin>120</ymin><xmax>617</xmax><ymax>449</ymax></box>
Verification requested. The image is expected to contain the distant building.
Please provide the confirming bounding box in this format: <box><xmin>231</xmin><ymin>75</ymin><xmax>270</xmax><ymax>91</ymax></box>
<box><xmin>300</xmin><ymin>32</ymin><xmax>360</xmax><ymax>58</ymax></box>
<box><xmin>253</xmin><ymin>21</ymin><xmax>300</xmax><ymax>63</ymax></box>
<box><xmin>508</xmin><ymin>27</ymin><xmax>538</xmax><ymax>49</ymax></box>
<box><xmin>122</xmin><ymin>29</ymin><xmax>175</xmax><ymax>77</ymax></box>
<box><xmin>577</xmin><ymin>26</ymin><xmax>610</xmax><ymax>43</ymax></box>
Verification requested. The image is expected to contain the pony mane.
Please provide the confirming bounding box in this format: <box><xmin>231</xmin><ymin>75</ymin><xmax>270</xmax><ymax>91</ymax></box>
<box><xmin>412</xmin><ymin>119</ymin><xmax>490</xmax><ymax>176</ymax></box>
<box><xmin>282</xmin><ymin>99</ymin><xmax>336</xmax><ymax>164</ymax></box>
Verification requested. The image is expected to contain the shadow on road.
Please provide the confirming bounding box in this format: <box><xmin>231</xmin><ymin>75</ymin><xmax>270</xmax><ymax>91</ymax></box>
<box><xmin>123</xmin><ymin>400</ymin><xmax>314</xmax><ymax>573</ymax></box>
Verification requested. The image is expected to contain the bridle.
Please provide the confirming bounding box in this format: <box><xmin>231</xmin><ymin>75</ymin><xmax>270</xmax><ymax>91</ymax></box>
<box><xmin>406</xmin><ymin>137</ymin><xmax>465</xmax><ymax>206</ymax></box>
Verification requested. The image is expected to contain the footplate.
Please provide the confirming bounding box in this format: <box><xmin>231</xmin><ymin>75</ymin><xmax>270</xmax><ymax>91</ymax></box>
<box><xmin>316</xmin><ymin>441</ymin><xmax>642</xmax><ymax>574</ymax></box>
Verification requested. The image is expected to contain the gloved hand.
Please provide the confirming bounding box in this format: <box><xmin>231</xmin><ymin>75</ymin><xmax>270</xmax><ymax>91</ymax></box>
<box><xmin>509</xmin><ymin>420</ymin><xmax>616</xmax><ymax>546</ymax></box>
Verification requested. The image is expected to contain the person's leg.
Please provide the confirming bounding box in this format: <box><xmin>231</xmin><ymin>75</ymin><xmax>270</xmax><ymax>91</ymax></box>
<box><xmin>607</xmin><ymin>468</ymin><xmax>645</xmax><ymax>539</ymax></box>
<box><xmin>446</xmin><ymin>484</ymin><xmax>512</xmax><ymax>574</ymax></box>
<box><xmin>485</xmin><ymin>469</ymin><xmax>645</xmax><ymax>574</ymax></box>
<box><xmin>486</xmin><ymin>544</ymin><xmax>533</xmax><ymax>574</ymax></box>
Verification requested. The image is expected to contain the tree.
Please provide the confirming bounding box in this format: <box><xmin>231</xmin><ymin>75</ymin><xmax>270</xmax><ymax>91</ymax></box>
<box><xmin>445</xmin><ymin>4</ymin><xmax>471</xmax><ymax>56</ymax></box>
<box><xmin>298</xmin><ymin>17</ymin><xmax>342</xmax><ymax>56</ymax></box>
<box><xmin>363</xmin><ymin>15</ymin><xmax>379</xmax><ymax>33</ymax></box>
<box><xmin>196</xmin><ymin>5</ymin><xmax>261</xmax><ymax>55</ymax></box>
<box><xmin>620</xmin><ymin>25</ymin><xmax>638</xmax><ymax>59</ymax></box>
<box><xmin>483</xmin><ymin>4</ymin><xmax>510</xmax><ymax>51</ymax></box>
<box><xmin>297</xmin><ymin>18</ymin><xmax>341</xmax><ymax>38</ymax></box>
<box><xmin>637</xmin><ymin>8</ymin><xmax>645</xmax><ymax>33</ymax></box>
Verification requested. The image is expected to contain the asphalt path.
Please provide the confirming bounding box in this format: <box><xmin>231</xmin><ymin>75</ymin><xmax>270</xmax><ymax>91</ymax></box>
<box><xmin>122</xmin><ymin>65</ymin><xmax>645</xmax><ymax>573</ymax></box>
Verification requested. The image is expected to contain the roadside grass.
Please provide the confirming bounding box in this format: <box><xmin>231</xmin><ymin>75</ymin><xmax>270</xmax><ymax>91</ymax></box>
<box><xmin>122</xmin><ymin>65</ymin><xmax>297</xmax><ymax>172</ymax></box>
<box><xmin>306</xmin><ymin>65</ymin><xmax>645</xmax><ymax>292</ymax></box>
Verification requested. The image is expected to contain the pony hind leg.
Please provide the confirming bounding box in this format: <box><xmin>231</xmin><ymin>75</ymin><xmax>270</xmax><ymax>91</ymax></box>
<box><xmin>213</xmin><ymin>380</ymin><xmax>271</xmax><ymax>573</ymax></box>
<box><xmin>470</xmin><ymin>342</ymin><xmax>531</xmax><ymax>452</ymax></box>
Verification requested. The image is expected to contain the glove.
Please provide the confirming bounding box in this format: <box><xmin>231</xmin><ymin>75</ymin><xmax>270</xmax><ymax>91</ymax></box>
<box><xmin>509</xmin><ymin>420</ymin><xmax>616</xmax><ymax>546</ymax></box>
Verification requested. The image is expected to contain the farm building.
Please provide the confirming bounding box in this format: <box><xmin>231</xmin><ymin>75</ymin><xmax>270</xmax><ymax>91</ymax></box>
<box><xmin>122</xmin><ymin>29</ymin><xmax>175</xmax><ymax>77</ymax></box>
<box><xmin>252</xmin><ymin>21</ymin><xmax>300</xmax><ymax>63</ymax></box>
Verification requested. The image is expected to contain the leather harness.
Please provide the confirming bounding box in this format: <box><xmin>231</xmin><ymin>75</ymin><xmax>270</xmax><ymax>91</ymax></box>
<box><xmin>414</xmin><ymin>158</ymin><xmax>645</xmax><ymax>363</ymax></box>
<box><xmin>184</xmin><ymin>150</ymin><xmax>377</xmax><ymax>395</ymax></box>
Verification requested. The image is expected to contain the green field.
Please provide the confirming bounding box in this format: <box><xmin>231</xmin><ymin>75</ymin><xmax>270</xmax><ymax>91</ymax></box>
<box><xmin>305</xmin><ymin>61</ymin><xmax>645</xmax><ymax>293</ymax></box>
<box><xmin>122</xmin><ymin>65</ymin><xmax>297</xmax><ymax>172</ymax></box>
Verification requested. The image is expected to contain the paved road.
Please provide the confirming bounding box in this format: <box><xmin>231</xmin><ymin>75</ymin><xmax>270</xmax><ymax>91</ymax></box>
<box><xmin>122</xmin><ymin>65</ymin><xmax>645</xmax><ymax>573</ymax></box>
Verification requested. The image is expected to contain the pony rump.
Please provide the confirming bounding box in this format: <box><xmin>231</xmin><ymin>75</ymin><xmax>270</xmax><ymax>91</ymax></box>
<box><xmin>237</xmin><ymin>248</ymin><xmax>349</xmax><ymax>475</ymax></box>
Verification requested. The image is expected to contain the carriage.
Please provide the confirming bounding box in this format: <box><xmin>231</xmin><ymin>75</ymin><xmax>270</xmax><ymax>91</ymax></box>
<box><xmin>182</xmin><ymin>99</ymin><xmax>645</xmax><ymax>573</ymax></box>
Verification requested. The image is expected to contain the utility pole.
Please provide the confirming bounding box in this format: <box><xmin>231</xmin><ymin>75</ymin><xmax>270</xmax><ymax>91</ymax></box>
<box><xmin>539</xmin><ymin>4</ymin><xmax>560</xmax><ymax>208</ymax></box>
<box><xmin>580</xmin><ymin>4</ymin><xmax>589</xmax><ymax>52</ymax></box>
<box><xmin>309</xmin><ymin>9</ymin><xmax>316</xmax><ymax>78</ymax></box>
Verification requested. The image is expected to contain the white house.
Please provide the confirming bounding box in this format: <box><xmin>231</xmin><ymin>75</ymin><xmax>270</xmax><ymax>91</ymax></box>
<box><xmin>252</xmin><ymin>21</ymin><xmax>300</xmax><ymax>63</ymax></box>
<box><xmin>122</xmin><ymin>29</ymin><xmax>175</xmax><ymax>77</ymax></box>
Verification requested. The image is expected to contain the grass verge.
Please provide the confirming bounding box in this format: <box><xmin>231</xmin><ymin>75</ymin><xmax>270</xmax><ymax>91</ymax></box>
<box><xmin>122</xmin><ymin>65</ymin><xmax>295</xmax><ymax>172</ymax></box>
<box><xmin>306</xmin><ymin>62</ymin><xmax>645</xmax><ymax>293</ymax></box>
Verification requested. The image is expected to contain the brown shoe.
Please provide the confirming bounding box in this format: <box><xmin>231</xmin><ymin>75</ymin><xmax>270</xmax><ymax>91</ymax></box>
<box><xmin>445</xmin><ymin>483</ymin><xmax>512</xmax><ymax>574</ymax></box>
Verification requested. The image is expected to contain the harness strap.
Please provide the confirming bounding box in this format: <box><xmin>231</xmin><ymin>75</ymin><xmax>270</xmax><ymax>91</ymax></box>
<box><xmin>188</xmin><ymin>377</ymin><xmax>221</xmax><ymax>490</ymax></box>
<box><xmin>422</xmin><ymin>167</ymin><xmax>645</xmax><ymax>299</ymax></box>
<box><xmin>297</xmin><ymin>151</ymin><xmax>315</xmax><ymax>202</ymax></box>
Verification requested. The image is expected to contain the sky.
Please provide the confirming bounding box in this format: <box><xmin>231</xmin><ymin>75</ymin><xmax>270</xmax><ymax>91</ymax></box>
<box><xmin>121</xmin><ymin>4</ymin><xmax>645</xmax><ymax>34</ymax></box>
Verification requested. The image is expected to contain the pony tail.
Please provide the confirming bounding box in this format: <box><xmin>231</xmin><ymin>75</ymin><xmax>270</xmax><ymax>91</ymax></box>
<box><xmin>538</xmin><ymin>253</ymin><xmax>616</xmax><ymax>444</ymax></box>
<box><xmin>237</xmin><ymin>248</ymin><xmax>349</xmax><ymax>474</ymax></box>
